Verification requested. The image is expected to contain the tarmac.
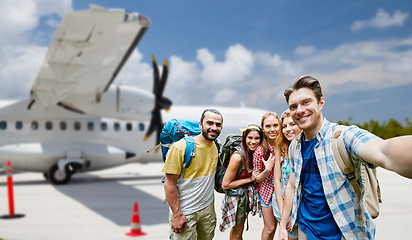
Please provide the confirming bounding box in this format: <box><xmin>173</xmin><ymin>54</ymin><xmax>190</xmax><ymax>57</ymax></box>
<box><xmin>0</xmin><ymin>162</ymin><xmax>411</xmax><ymax>240</ymax></box>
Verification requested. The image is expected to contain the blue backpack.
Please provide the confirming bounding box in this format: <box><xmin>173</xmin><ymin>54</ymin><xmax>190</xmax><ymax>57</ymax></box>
<box><xmin>160</xmin><ymin>119</ymin><xmax>220</xmax><ymax>168</ymax></box>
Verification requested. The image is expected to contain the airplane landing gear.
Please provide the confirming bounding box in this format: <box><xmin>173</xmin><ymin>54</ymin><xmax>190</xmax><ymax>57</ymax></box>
<box><xmin>48</xmin><ymin>164</ymin><xmax>72</xmax><ymax>185</ymax></box>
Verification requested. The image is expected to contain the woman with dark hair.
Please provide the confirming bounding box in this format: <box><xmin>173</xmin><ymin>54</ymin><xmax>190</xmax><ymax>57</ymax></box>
<box><xmin>219</xmin><ymin>124</ymin><xmax>262</xmax><ymax>239</ymax></box>
<box><xmin>253</xmin><ymin>112</ymin><xmax>280</xmax><ymax>240</ymax></box>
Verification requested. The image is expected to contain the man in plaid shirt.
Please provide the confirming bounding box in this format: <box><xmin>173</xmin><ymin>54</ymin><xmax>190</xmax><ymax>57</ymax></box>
<box><xmin>279</xmin><ymin>76</ymin><xmax>412</xmax><ymax>240</ymax></box>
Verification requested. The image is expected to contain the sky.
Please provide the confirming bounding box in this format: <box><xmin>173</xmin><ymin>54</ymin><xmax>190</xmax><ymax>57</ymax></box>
<box><xmin>0</xmin><ymin>0</ymin><xmax>411</xmax><ymax>124</ymax></box>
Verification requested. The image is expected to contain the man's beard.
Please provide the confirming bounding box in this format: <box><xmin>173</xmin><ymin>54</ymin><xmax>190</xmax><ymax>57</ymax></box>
<box><xmin>202</xmin><ymin>128</ymin><xmax>219</xmax><ymax>141</ymax></box>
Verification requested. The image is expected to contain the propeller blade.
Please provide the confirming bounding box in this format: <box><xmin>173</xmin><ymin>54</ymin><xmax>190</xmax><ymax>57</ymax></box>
<box><xmin>144</xmin><ymin>55</ymin><xmax>172</xmax><ymax>146</ymax></box>
<box><xmin>144</xmin><ymin>117</ymin><xmax>156</xmax><ymax>141</ymax></box>
<box><xmin>158</xmin><ymin>97</ymin><xmax>172</xmax><ymax>110</ymax></box>
<box><xmin>157</xmin><ymin>59</ymin><xmax>168</xmax><ymax>97</ymax></box>
<box><xmin>155</xmin><ymin>110</ymin><xmax>163</xmax><ymax>145</ymax></box>
<box><xmin>151</xmin><ymin>55</ymin><xmax>160</xmax><ymax>93</ymax></box>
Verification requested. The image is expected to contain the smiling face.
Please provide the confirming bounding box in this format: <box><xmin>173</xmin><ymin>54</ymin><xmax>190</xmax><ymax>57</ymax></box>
<box><xmin>288</xmin><ymin>87</ymin><xmax>324</xmax><ymax>140</ymax></box>
<box><xmin>282</xmin><ymin>115</ymin><xmax>302</xmax><ymax>142</ymax></box>
<box><xmin>262</xmin><ymin>115</ymin><xmax>280</xmax><ymax>143</ymax></box>
<box><xmin>245</xmin><ymin>130</ymin><xmax>261</xmax><ymax>151</ymax></box>
<box><xmin>200</xmin><ymin>111</ymin><xmax>223</xmax><ymax>142</ymax></box>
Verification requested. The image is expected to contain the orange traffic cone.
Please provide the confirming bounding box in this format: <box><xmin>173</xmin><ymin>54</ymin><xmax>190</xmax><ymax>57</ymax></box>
<box><xmin>126</xmin><ymin>202</ymin><xmax>147</xmax><ymax>237</ymax></box>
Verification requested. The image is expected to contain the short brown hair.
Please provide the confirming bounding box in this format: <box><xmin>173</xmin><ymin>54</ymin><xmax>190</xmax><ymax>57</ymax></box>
<box><xmin>284</xmin><ymin>76</ymin><xmax>323</xmax><ymax>103</ymax></box>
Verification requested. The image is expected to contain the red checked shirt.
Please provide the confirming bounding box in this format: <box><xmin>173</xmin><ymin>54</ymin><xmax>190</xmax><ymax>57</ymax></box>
<box><xmin>253</xmin><ymin>144</ymin><xmax>275</xmax><ymax>205</ymax></box>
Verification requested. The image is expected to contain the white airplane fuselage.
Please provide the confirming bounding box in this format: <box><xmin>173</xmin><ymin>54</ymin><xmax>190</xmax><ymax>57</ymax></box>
<box><xmin>0</xmin><ymin>98</ymin><xmax>269</xmax><ymax>178</ymax></box>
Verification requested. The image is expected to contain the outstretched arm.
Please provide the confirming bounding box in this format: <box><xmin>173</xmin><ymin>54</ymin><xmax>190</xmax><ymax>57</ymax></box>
<box><xmin>164</xmin><ymin>173</ymin><xmax>187</xmax><ymax>234</ymax></box>
<box><xmin>358</xmin><ymin>136</ymin><xmax>412</xmax><ymax>178</ymax></box>
<box><xmin>279</xmin><ymin>172</ymin><xmax>295</xmax><ymax>240</ymax></box>
<box><xmin>273</xmin><ymin>149</ymin><xmax>284</xmax><ymax>214</ymax></box>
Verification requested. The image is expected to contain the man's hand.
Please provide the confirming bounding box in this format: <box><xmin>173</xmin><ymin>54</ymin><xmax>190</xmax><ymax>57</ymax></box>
<box><xmin>171</xmin><ymin>213</ymin><xmax>187</xmax><ymax>234</ymax></box>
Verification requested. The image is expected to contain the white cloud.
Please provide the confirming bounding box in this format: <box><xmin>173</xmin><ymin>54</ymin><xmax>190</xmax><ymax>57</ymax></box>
<box><xmin>197</xmin><ymin>44</ymin><xmax>254</xmax><ymax>85</ymax></box>
<box><xmin>295</xmin><ymin>45</ymin><xmax>316</xmax><ymax>56</ymax></box>
<box><xmin>0</xmin><ymin>0</ymin><xmax>71</xmax><ymax>45</ymax></box>
<box><xmin>0</xmin><ymin>45</ymin><xmax>47</xmax><ymax>99</ymax></box>
<box><xmin>351</xmin><ymin>8</ymin><xmax>409</xmax><ymax>31</ymax></box>
<box><xmin>296</xmin><ymin>37</ymin><xmax>412</xmax><ymax>94</ymax></box>
<box><xmin>254</xmin><ymin>52</ymin><xmax>300</xmax><ymax>77</ymax></box>
<box><xmin>115</xmin><ymin>49</ymin><xmax>153</xmax><ymax>91</ymax></box>
<box><xmin>168</xmin><ymin>56</ymin><xmax>200</xmax><ymax>88</ymax></box>
<box><xmin>214</xmin><ymin>88</ymin><xmax>237</xmax><ymax>104</ymax></box>
<box><xmin>384</xmin><ymin>56</ymin><xmax>412</xmax><ymax>73</ymax></box>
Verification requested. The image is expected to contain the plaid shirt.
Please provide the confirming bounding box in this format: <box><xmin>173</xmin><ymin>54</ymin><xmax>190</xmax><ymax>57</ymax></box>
<box><xmin>219</xmin><ymin>185</ymin><xmax>258</xmax><ymax>231</ymax></box>
<box><xmin>253</xmin><ymin>145</ymin><xmax>275</xmax><ymax>204</ymax></box>
<box><xmin>289</xmin><ymin>118</ymin><xmax>378</xmax><ymax>240</ymax></box>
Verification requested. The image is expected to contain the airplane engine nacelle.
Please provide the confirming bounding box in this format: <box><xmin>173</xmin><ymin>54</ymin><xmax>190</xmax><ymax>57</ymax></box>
<box><xmin>61</xmin><ymin>85</ymin><xmax>155</xmax><ymax>121</ymax></box>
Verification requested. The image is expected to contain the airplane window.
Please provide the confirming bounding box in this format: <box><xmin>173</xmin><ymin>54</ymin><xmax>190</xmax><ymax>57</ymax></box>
<box><xmin>74</xmin><ymin>121</ymin><xmax>81</xmax><ymax>131</ymax></box>
<box><xmin>101</xmin><ymin>122</ymin><xmax>107</xmax><ymax>131</ymax></box>
<box><xmin>138</xmin><ymin>123</ymin><xmax>145</xmax><ymax>131</ymax></box>
<box><xmin>88</xmin><ymin>122</ymin><xmax>94</xmax><ymax>131</ymax></box>
<box><xmin>60</xmin><ymin>121</ymin><xmax>67</xmax><ymax>131</ymax></box>
<box><xmin>0</xmin><ymin>121</ymin><xmax>7</xmax><ymax>130</ymax></box>
<box><xmin>31</xmin><ymin>121</ymin><xmax>38</xmax><ymax>130</ymax></box>
<box><xmin>15</xmin><ymin>121</ymin><xmax>23</xmax><ymax>130</ymax></box>
<box><xmin>114</xmin><ymin>122</ymin><xmax>120</xmax><ymax>131</ymax></box>
<box><xmin>45</xmin><ymin>121</ymin><xmax>53</xmax><ymax>130</ymax></box>
<box><xmin>126</xmin><ymin>122</ymin><xmax>132</xmax><ymax>131</ymax></box>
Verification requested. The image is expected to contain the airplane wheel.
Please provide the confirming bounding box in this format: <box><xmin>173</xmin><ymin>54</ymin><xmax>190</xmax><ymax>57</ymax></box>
<box><xmin>43</xmin><ymin>172</ymin><xmax>49</xmax><ymax>180</ymax></box>
<box><xmin>48</xmin><ymin>164</ymin><xmax>71</xmax><ymax>185</ymax></box>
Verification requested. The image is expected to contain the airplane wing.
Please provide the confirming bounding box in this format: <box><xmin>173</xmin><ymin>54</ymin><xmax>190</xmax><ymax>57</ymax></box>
<box><xmin>30</xmin><ymin>5</ymin><xmax>151</xmax><ymax>108</ymax></box>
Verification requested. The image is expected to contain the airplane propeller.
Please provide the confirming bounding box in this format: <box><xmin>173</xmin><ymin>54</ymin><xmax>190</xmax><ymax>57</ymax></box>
<box><xmin>144</xmin><ymin>55</ymin><xmax>172</xmax><ymax>145</ymax></box>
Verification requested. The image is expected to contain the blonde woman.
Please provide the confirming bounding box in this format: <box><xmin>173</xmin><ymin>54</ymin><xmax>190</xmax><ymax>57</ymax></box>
<box><xmin>253</xmin><ymin>112</ymin><xmax>280</xmax><ymax>240</ymax></box>
<box><xmin>273</xmin><ymin>110</ymin><xmax>301</xmax><ymax>240</ymax></box>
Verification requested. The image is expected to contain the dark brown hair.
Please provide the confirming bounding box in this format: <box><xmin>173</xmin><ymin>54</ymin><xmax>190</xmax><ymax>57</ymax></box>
<box><xmin>284</xmin><ymin>76</ymin><xmax>323</xmax><ymax>104</ymax></box>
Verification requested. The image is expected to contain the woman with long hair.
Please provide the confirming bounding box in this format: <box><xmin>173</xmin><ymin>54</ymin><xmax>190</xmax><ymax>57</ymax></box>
<box><xmin>273</xmin><ymin>109</ymin><xmax>302</xmax><ymax>240</ymax></box>
<box><xmin>220</xmin><ymin>124</ymin><xmax>263</xmax><ymax>239</ymax></box>
<box><xmin>253</xmin><ymin>112</ymin><xmax>280</xmax><ymax>240</ymax></box>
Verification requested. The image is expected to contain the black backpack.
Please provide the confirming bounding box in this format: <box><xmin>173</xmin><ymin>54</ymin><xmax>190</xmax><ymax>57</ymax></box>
<box><xmin>214</xmin><ymin>134</ymin><xmax>245</xmax><ymax>196</ymax></box>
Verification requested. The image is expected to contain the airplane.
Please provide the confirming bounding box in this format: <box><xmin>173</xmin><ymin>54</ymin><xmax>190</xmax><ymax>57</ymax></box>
<box><xmin>0</xmin><ymin>5</ymin><xmax>270</xmax><ymax>184</ymax></box>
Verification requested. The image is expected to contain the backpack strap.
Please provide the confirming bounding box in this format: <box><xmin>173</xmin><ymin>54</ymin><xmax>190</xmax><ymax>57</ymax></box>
<box><xmin>183</xmin><ymin>136</ymin><xmax>196</xmax><ymax>168</ymax></box>
<box><xmin>234</xmin><ymin>146</ymin><xmax>245</xmax><ymax>179</ymax></box>
<box><xmin>182</xmin><ymin>137</ymin><xmax>220</xmax><ymax>169</ymax></box>
<box><xmin>332</xmin><ymin>125</ymin><xmax>362</xmax><ymax>198</ymax></box>
<box><xmin>332</xmin><ymin>125</ymin><xmax>366</xmax><ymax>221</ymax></box>
<box><xmin>214</xmin><ymin>139</ymin><xmax>221</xmax><ymax>153</ymax></box>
